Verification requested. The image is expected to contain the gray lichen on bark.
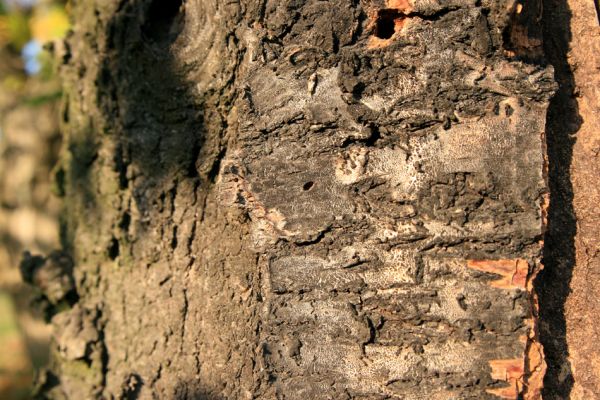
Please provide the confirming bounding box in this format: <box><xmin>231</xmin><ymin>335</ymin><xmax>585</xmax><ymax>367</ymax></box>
<box><xmin>40</xmin><ymin>0</ymin><xmax>555</xmax><ymax>398</ymax></box>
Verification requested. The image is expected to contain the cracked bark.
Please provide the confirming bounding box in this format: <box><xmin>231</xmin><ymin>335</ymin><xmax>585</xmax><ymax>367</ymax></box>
<box><xmin>33</xmin><ymin>0</ymin><xmax>561</xmax><ymax>398</ymax></box>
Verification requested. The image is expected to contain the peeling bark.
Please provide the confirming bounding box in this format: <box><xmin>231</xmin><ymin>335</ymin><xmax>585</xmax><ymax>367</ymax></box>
<box><xmin>32</xmin><ymin>0</ymin><xmax>558</xmax><ymax>398</ymax></box>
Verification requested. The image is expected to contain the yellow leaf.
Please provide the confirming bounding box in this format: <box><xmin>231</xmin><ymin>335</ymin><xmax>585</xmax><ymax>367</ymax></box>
<box><xmin>29</xmin><ymin>7</ymin><xmax>69</xmax><ymax>43</ymax></box>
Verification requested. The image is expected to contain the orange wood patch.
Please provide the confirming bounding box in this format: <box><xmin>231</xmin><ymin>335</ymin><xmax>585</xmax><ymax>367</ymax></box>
<box><xmin>466</xmin><ymin>259</ymin><xmax>528</xmax><ymax>289</ymax></box>
<box><xmin>523</xmin><ymin>338</ymin><xmax>545</xmax><ymax>400</ymax></box>
<box><xmin>487</xmin><ymin>358</ymin><xmax>524</xmax><ymax>399</ymax></box>
<box><xmin>470</xmin><ymin>259</ymin><xmax>546</xmax><ymax>399</ymax></box>
<box><xmin>486</xmin><ymin>339</ymin><xmax>545</xmax><ymax>400</ymax></box>
<box><xmin>386</xmin><ymin>0</ymin><xmax>413</xmax><ymax>13</ymax></box>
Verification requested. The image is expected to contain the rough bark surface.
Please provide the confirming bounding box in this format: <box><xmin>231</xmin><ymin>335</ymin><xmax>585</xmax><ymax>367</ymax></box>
<box><xmin>35</xmin><ymin>0</ymin><xmax>556</xmax><ymax>398</ymax></box>
<box><xmin>537</xmin><ymin>0</ymin><xmax>600</xmax><ymax>398</ymax></box>
<box><xmin>563</xmin><ymin>7</ymin><xmax>600</xmax><ymax>394</ymax></box>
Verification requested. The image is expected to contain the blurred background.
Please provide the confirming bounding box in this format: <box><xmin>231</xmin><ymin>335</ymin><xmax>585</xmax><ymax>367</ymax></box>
<box><xmin>0</xmin><ymin>0</ymin><xmax>68</xmax><ymax>398</ymax></box>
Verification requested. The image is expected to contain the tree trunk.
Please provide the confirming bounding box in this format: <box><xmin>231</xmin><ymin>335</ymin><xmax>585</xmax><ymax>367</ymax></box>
<box><xmin>537</xmin><ymin>0</ymin><xmax>600</xmax><ymax>398</ymax></box>
<box><xmin>32</xmin><ymin>0</ymin><xmax>558</xmax><ymax>398</ymax></box>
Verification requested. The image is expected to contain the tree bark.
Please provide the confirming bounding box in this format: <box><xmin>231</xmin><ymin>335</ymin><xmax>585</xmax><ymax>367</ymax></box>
<box><xmin>34</xmin><ymin>0</ymin><xmax>557</xmax><ymax>398</ymax></box>
<box><xmin>537</xmin><ymin>0</ymin><xmax>600</xmax><ymax>398</ymax></box>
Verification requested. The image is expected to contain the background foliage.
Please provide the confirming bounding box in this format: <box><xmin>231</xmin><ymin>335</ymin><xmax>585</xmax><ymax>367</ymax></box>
<box><xmin>0</xmin><ymin>1</ymin><xmax>68</xmax><ymax>398</ymax></box>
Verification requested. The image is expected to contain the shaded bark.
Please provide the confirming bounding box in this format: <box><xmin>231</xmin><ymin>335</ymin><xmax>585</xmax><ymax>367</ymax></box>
<box><xmin>33</xmin><ymin>0</ymin><xmax>559</xmax><ymax>398</ymax></box>
<box><xmin>538</xmin><ymin>0</ymin><xmax>600</xmax><ymax>398</ymax></box>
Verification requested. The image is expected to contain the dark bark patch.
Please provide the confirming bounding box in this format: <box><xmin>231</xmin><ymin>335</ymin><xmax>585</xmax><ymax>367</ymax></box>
<box><xmin>108</xmin><ymin>237</ymin><xmax>120</xmax><ymax>260</ymax></box>
<box><xmin>302</xmin><ymin>181</ymin><xmax>314</xmax><ymax>191</ymax></box>
<box><xmin>501</xmin><ymin>0</ymin><xmax>544</xmax><ymax>62</ymax></box>
<box><xmin>119</xmin><ymin>212</ymin><xmax>131</xmax><ymax>233</ymax></box>
<box><xmin>374</xmin><ymin>9</ymin><xmax>406</xmax><ymax>39</ymax></box>
<box><xmin>142</xmin><ymin>0</ymin><xmax>184</xmax><ymax>44</ymax></box>
<box><xmin>121</xmin><ymin>373</ymin><xmax>143</xmax><ymax>400</ymax></box>
<box><xmin>171</xmin><ymin>226</ymin><xmax>178</xmax><ymax>250</ymax></box>
<box><xmin>537</xmin><ymin>0</ymin><xmax>581</xmax><ymax>395</ymax></box>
